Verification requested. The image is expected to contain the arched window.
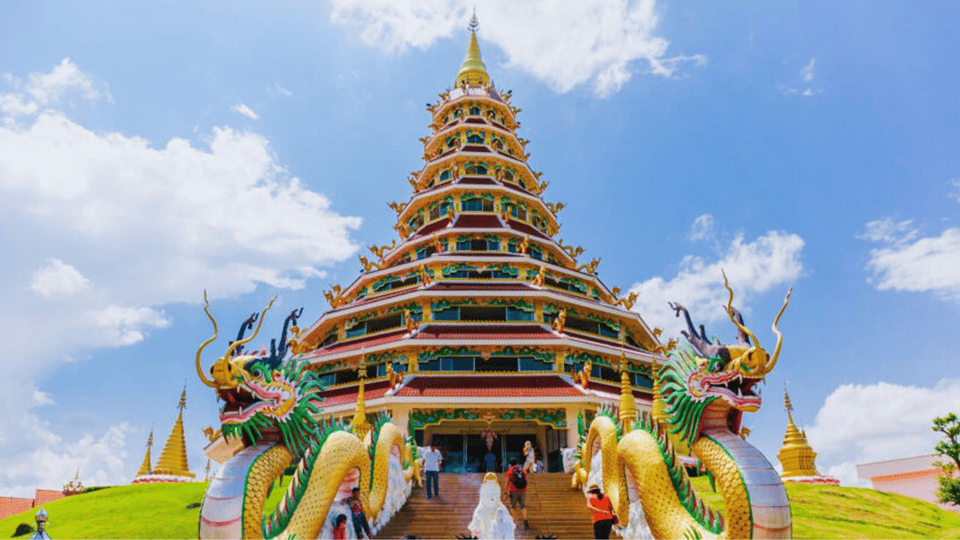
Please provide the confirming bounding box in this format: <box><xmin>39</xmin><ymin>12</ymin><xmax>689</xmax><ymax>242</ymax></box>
<box><xmin>469</xmin><ymin>106</ymin><xmax>481</xmax><ymax>116</ymax></box>
<box><xmin>439</xmin><ymin>170</ymin><xmax>452</xmax><ymax>181</ymax></box>
<box><xmin>465</xmin><ymin>163</ymin><xmax>488</xmax><ymax>175</ymax></box>
<box><xmin>467</xmin><ymin>132</ymin><xmax>484</xmax><ymax>144</ymax></box>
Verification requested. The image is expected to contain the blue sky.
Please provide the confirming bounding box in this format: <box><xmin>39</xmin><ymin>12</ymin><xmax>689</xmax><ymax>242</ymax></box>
<box><xmin>1</xmin><ymin>0</ymin><xmax>959</xmax><ymax>495</ymax></box>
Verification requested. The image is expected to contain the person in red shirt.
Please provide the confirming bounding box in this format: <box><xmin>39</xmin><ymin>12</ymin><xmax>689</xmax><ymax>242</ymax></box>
<box><xmin>332</xmin><ymin>514</ymin><xmax>347</xmax><ymax>540</ymax></box>
<box><xmin>505</xmin><ymin>457</ymin><xmax>529</xmax><ymax>529</ymax></box>
<box><xmin>586</xmin><ymin>483</ymin><xmax>616</xmax><ymax>539</ymax></box>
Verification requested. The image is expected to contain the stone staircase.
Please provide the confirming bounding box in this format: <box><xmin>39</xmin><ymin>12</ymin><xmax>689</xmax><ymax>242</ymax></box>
<box><xmin>374</xmin><ymin>473</ymin><xmax>596</xmax><ymax>539</ymax></box>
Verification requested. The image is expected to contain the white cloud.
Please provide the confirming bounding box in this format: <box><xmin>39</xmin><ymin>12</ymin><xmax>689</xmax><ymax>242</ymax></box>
<box><xmin>629</xmin><ymin>226</ymin><xmax>804</xmax><ymax>339</ymax></box>
<box><xmin>268</xmin><ymin>84</ymin><xmax>293</xmax><ymax>98</ymax></box>
<box><xmin>0</xmin><ymin>58</ymin><xmax>363</xmax><ymax>497</ymax></box>
<box><xmin>950</xmin><ymin>178</ymin><xmax>960</xmax><ymax>203</ymax></box>
<box><xmin>232</xmin><ymin>103</ymin><xmax>259</xmax><ymax>120</ymax></box>
<box><xmin>329</xmin><ymin>0</ymin><xmax>705</xmax><ymax>97</ymax></box>
<box><xmin>780</xmin><ymin>57</ymin><xmax>820</xmax><ymax>97</ymax></box>
<box><xmin>805</xmin><ymin>379</ymin><xmax>960</xmax><ymax>487</ymax></box>
<box><xmin>862</xmin><ymin>218</ymin><xmax>960</xmax><ymax>302</ymax></box>
<box><xmin>91</xmin><ymin>305</ymin><xmax>172</xmax><ymax>347</ymax></box>
<box><xmin>800</xmin><ymin>58</ymin><xmax>816</xmax><ymax>82</ymax></box>
<box><xmin>29</xmin><ymin>259</ymin><xmax>91</xmax><ymax>298</ymax></box>
<box><xmin>688</xmin><ymin>213</ymin><xmax>714</xmax><ymax>241</ymax></box>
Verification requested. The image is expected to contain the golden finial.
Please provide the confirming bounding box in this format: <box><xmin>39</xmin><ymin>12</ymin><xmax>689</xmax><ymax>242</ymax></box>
<box><xmin>178</xmin><ymin>382</ymin><xmax>187</xmax><ymax>411</ymax></box>
<box><xmin>618</xmin><ymin>352</ymin><xmax>637</xmax><ymax>431</ymax></box>
<box><xmin>455</xmin><ymin>10</ymin><xmax>489</xmax><ymax>87</ymax></box>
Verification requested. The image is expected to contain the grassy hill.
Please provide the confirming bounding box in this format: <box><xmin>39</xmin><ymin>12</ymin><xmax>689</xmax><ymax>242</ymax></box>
<box><xmin>2</xmin><ymin>477</ymin><xmax>960</xmax><ymax>539</ymax></box>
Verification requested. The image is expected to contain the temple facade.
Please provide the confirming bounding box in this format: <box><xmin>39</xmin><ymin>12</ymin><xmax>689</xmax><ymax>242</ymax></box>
<box><xmin>280</xmin><ymin>19</ymin><xmax>669</xmax><ymax>474</ymax></box>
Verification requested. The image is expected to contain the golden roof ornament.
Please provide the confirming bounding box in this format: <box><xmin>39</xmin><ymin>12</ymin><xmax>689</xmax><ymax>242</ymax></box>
<box><xmin>63</xmin><ymin>467</ymin><xmax>85</xmax><ymax>495</ymax></box>
<box><xmin>455</xmin><ymin>11</ymin><xmax>489</xmax><ymax>87</ymax></box>
<box><xmin>351</xmin><ymin>356</ymin><xmax>372</xmax><ymax>440</ymax></box>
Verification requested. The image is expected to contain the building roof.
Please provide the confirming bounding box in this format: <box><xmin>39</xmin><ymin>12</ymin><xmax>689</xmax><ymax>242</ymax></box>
<box><xmin>321</xmin><ymin>381</ymin><xmax>393</xmax><ymax>407</ymax></box>
<box><xmin>395</xmin><ymin>375</ymin><xmax>586</xmax><ymax>398</ymax></box>
<box><xmin>414</xmin><ymin>323</ymin><xmax>555</xmax><ymax>340</ymax></box>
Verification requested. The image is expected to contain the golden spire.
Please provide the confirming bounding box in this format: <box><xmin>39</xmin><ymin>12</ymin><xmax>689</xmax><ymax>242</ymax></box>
<box><xmin>777</xmin><ymin>387</ymin><xmax>820</xmax><ymax>478</ymax></box>
<box><xmin>650</xmin><ymin>356</ymin><xmax>667</xmax><ymax>424</ymax></box>
<box><xmin>135</xmin><ymin>428</ymin><xmax>153</xmax><ymax>477</ymax></box>
<box><xmin>618</xmin><ymin>353</ymin><xmax>637</xmax><ymax>432</ymax></box>
<box><xmin>352</xmin><ymin>356</ymin><xmax>372</xmax><ymax>440</ymax></box>
<box><xmin>455</xmin><ymin>11</ymin><xmax>490</xmax><ymax>87</ymax></box>
<box><xmin>153</xmin><ymin>385</ymin><xmax>196</xmax><ymax>478</ymax></box>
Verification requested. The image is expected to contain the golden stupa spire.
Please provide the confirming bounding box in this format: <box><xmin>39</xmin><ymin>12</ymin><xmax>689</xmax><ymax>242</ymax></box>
<box><xmin>135</xmin><ymin>428</ymin><xmax>154</xmax><ymax>476</ymax></box>
<box><xmin>618</xmin><ymin>352</ymin><xmax>637</xmax><ymax>432</ymax></box>
<box><xmin>777</xmin><ymin>386</ymin><xmax>820</xmax><ymax>478</ymax></box>
<box><xmin>153</xmin><ymin>385</ymin><xmax>196</xmax><ymax>478</ymax></box>
<box><xmin>650</xmin><ymin>356</ymin><xmax>667</xmax><ymax>424</ymax></box>
<box><xmin>352</xmin><ymin>356</ymin><xmax>372</xmax><ymax>440</ymax></box>
<box><xmin>455</xmin><ymin>10</ymin><xmax>489</xmax><ymax>87</ymax></box>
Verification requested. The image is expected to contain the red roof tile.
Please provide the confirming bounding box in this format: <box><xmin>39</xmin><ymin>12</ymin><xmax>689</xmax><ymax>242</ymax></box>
<box><xmin>314</xmin><ymin>328</ymin><xmax>408</xmax><ymax>356</ymax></box>
<box><xmin>453</xmin><ymin>214</ymin><xmax>504</xmax><ymax>228</ymax></box>
<box><xmin>414</xmin><ymin>324</ymin><xmax>555</xmax><ymax>340</ymax></box>
<box><xmin>508</xmin><ymin>220</ymin><xmax>549</xmax><ymax>239</ymax></box>
<box><xmin>457</xmin><ymin>176</ymin><xmax>497</xmax><ymax>185</ymax></box>
<box><xmin>320</xmin><ymin>381</ymin><xmax>393</xmax><ymax>407</ymax></box>
<box><xmin>0</xmin><ymin>497</ymin><xmax>34</xmax><ymax>520</ymax></box>
<box><xmin>396</xmin><ymin>375</ymin><xmax>585</xmax><ymax>398</ymax></box>
<box><xmin>429</xmin><ymin>282</ymin><xmax>531</xmax><ymax>291</ymax></box>
<box><xmin>413</xmin><ymin>218</ymin><xmax>453</xmax><ymax>237</ymax></box>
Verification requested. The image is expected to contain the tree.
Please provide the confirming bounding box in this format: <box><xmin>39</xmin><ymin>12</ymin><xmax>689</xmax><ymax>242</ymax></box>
<box><xmin>932</xmin><ymin>412</ymin><xmax>960</xmax><ymax>506</ymax></box>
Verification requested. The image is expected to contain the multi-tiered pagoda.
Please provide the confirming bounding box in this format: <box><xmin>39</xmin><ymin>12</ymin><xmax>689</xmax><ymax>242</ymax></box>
<box><xmin>264</xmin><ymin>18</ymin><xmax>669</xmax><ymax>474</ymax></box>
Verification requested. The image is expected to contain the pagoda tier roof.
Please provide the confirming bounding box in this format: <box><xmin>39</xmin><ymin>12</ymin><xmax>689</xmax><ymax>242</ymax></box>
<box><xmin>410</xmin><ymin>214</ymin><xmax>551</xmax><ymax>240</ymax></box>
<box><xmin>413</xmin><ymin>323</ymin><xmax>556</xmax><ymax>340</ymax></box>
<box><xmin>395</xmin><ymin>375</ymin><xmax>586</xmax><ymax>398</ymax></box>
<box><xmin>584</xmin><ymin>379</ymin><xmax>655</xmax><ymax>405</ymax></box>
<box><xmin>314</xmin><ymin>328</ymin><xmax>408</xmax><ymax>355</ymax></box>
<box><xmin>320</xmin><ymin>380</ymin><xmax>393</xmax><ymax>407</ymax></box>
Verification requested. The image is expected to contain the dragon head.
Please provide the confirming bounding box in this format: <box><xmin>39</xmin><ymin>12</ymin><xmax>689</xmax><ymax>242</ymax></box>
<box><xmin>661</xmin><ymin>274</ymin><xmax>792</xmax><ymax>444</ymax></box>
<box><xmin>195</xmin><ymin>293</ymin><xmax>322</xmax><ymax>455</ymax></box>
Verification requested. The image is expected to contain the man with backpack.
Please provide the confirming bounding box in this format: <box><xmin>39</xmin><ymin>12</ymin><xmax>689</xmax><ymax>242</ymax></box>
<box><xmin>505</xmin><ymin>457</ymin><xmax>529</xmax><ymax>529</ymax></box>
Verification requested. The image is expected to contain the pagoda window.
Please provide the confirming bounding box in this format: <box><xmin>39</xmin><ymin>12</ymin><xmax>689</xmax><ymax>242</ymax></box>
<box><xmin>443</xmin><ymin>357</ymin><xmax>475</xmax><ymax>371</ymax></box>
<box><xmin>433</xmin><ymin>307</ymin><xmax>459</xmax><ymax>320</ymax></box>
<box><xmin>475</xmin><ymin>357</ymin><xmax>519</xmax><ymax>372</ymax></box>
<box><xmin>632</xmin><ymin>373</ymin><xmax>653</xmax><ymax>389</ymax></box>
<box><xmin>456</xmin><ymin>238</ymin><xmax>471</xmax><ymax>251</ymax></box>
<box><xmin>428</xmin><ymin>201</ymin><xmax>453</xmax><ymax>220</ymax></box>
<box><xmin>519</xmin><ymin>357</ymin><xmax>553</xmax><ymax>372</ymax></box>
<box><xmin>440</xmin><ymin>170</ymin><xmax>452</xmax><ymax>181</ymax></box>
<box><xmin>507</xmin><ymin>239</ymin><xmax>517</xmax><ymax>253</ymax></box>
<box><xmin>320</xmin><ymin>332</ymin><xmax>337</xmax><ymax>348</ymax></box>
<box><xmin>318</xmin><ymin>373</ymin><xmax>336</xmax><ymax>387</ymax></box>
<box><xmin>408</xmin><ymin>213</ymin><xmax>425</xmax><ymax>230</ymax></box>
<box><xmin>503</xmin><ymin>169</ymin><xmax>515</xmax><ymax>181</ymax></box>
<box><xmin>461</xmin><ymin>197</ymin><xmax>493</xmax><ymax>212</ymax></box>
<box><xmin>416</xmin><ymin>245</ymin><xmax>437</xmax><ymax>260</ymax></box>
<box><xmin>492</xmin><ymin>139</ymin><xmax>504</xmax><ymax>151</ymax></box>
<box><xmin>506</xmin><ymin>307</ymin><xmax>534</xmax><ymax>321</ymax></box>
<box><xmin>453</xmin><ymin>108</ymin><xmax>462</xmax><ymax>118</ymax></box>
<box><xmin>460</xmin><ymin>306</ymin><xmax>507</xmax><ymax>321</ymax></box>
<box><xmin>487</xmin><ymin>238</ymin><xmax>501</xmax><ymax>251</ymax></box>
<box><xmin>465</xmin><ymin>163</ymin><xmax>488</xmax><ymax>175</ymax></box>
<box><xmin>491</xmin><ymin>270</ymin><xmax>514</xmax><ymax>279</ymax></box>
<box><xmin>597</xmin><ymin>322</ymin><xmax>619</xmax><ymax>339</ymax></box>
<box><xmin>466</xmin><ymin>132</ymin><xmax>485</xmax><ymax>144</ymax></box>
<box><xmin>345</xmin><ymin>324</ymin><xmax>367</xmax><ymax>338</ymax></box>
<box><xmin>529</xmin><ymin>246</ymin><xmax>543</xmax><ymax>260</ymax></box>
<box><xmin>625</xmin><ymin>335</ymin><xmax>640</xmax><ymax>348</ymax></box>
<box><xmin>336</xmin><ymin>369</ymin><xmax>360</xmax><ymax>385</ymax></box>
<box><xmin>591</xmin><ymin>365</ymin><xmax>620</xmax><ymax>384</ymax></box>
<box><xmin>446</xmin><ymin>136</ymin><xmax>459</xmax><ymax>149</ymax></box>
<box><xmin>469</xmin><ymin>106</ymin><xmax>482</xmax><ymax>116</ymax></box>
<box><xmin>398</xmin><ymin>253</ymin><xmax>411</xmax><ymax>264</ymax></box>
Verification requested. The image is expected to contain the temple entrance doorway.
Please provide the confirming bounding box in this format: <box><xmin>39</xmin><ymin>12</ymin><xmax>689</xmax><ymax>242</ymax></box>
<box><xmin>466</xmin><ymin>434</ymin><xmax>502</xmax><ymax>472</ymax></box>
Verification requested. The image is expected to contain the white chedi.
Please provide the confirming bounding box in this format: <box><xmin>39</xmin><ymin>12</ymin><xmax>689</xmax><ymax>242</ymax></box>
<box><xmin>468</xmin><ymin>473</ymin><xmax>515</xmax><ymax>540</ymax></box>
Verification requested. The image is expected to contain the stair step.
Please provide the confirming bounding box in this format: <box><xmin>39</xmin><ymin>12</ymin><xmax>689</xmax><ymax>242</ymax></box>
<box><xmin>374</xmin><ymin>473</ymin><xmax>596</xmax><ymax>539</ymax></box>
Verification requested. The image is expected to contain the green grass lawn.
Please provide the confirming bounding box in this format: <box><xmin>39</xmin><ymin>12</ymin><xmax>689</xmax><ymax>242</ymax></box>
<box><xmin>3</xmin><ymin>477</ymin><xmax>959</xmax><ymax>539</ymax></box>
<box><xmin>0</xmin><ymin>482</ymin><xmax>208</xmax><ymax>539</ymax></box>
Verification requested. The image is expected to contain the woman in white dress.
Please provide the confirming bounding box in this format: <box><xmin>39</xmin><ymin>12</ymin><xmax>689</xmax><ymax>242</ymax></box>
<box><xmin>523</xmin><ymin>440</ymin><xmax>535</xmax><ymax>473</ymax></box>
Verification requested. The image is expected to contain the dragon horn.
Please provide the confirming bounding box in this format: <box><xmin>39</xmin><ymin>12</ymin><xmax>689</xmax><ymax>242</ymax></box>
<box><xmin>222</xmin><ymin>296</ymin><xmax>277</xmax><ymax>360</ymax></box>
<box><xmin>723</xmin><ymin>270</ymin><xmax>761</xmax><ymax>351</ymax></box>
<box><xmin>196</xmin><ymin>290</ymin><xmax>219</xmax><ymax>388</ymax></box>
<box><xmin>763</xmin><ymin>287</ymin><xmax>793</xmax><ymax>376</ymax></box>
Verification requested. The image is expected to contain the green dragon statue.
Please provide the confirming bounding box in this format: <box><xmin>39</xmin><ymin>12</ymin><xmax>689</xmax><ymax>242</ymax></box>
<box><xmin>572</xmin><ymin>275</ymin><xmax>793</xmax><ymax>539</ymax></box>
<box><xmin>195</xmin><ymin>294</ymin><xmax>415</xmax><ymax>539</ymax></box>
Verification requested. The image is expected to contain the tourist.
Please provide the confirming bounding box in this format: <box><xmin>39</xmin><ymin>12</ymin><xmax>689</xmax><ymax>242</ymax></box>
<box><xmin>505</xmin><ymin>457</ymin><xmax>529</xmax><ymax>529</ymax></box>
<box><xmin>523</xmin><ymin>440</ymin><xmax>535</xmax><ymax>473</ymax></box>
<box><xmin>344</xmin><ymin>487</ymin><xmax>373</xmax><ymax>539</ymax></box>
<box><xmin>484</xmin><ymin>449</ymin><xmax>497</xmax><ymax>472</ymax></box>
<box><xmin>332</xmin><ymin>514</ymin><xmax>348</xmax><ymax>540</ymax></box>
<box><xmin>535</xmin><ymin>458</ymin><xmax>544</xmax><ymax>473</ymax></box>
<box><xmin>423</xmin><ymin>442</ymin><xmax>443</xmax><ymax>499</ymax></box>
<box><xmin>586</xmin><ymin>483</ymin><xmax>617</xmax><ymax>539</ymax></box>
